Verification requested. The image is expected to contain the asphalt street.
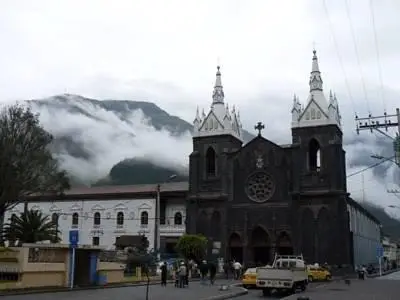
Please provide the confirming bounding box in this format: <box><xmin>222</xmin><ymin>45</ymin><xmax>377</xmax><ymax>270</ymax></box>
<box><xmin>279</xmin><ymin>271</ymin><xmax>400</xmax><ymax>300</ymax></box>
<box><xmin>0</xmin><ymin>280</ymin><xmax>243</xmax><ymax>300</ymax></box>
<box><xmin>241</xmin><ymin>282</ymin><xmax>326</xmax><ymax>299</ymax></box>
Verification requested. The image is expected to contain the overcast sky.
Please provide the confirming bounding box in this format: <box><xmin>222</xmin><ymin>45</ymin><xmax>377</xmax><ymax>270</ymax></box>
<box><xmin>2</xmin><ymin>0</ymin><xmax>400</xmax><ymax>213</ymax></box>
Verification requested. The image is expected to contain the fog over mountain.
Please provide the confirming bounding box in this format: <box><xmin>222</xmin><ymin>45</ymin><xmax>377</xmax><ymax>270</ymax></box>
<box><xmin>24</xmin><ymin>94</ymin><xmax>399</xmax><ymax>216</ymax></box>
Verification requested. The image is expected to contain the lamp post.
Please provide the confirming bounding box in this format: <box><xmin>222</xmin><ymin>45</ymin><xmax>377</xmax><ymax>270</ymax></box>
<box><xmin>155</xmin><ymin>174</ymin><xmax>177</xmax><ymax>260</ymax></box>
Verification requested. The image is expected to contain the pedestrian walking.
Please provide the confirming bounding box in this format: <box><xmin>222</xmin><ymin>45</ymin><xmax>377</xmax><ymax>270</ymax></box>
<box><xmin>233</xmin><ymin>261</ymin><xmax>242</xmax><ymax>280</ymax></box>
<box><xmin>178</xmin><ymin>262</ymin><xmax>187</xmax><ymax>288</ymax></box>
<box><xmin>223</xmin><ymin>261</ymin><xmax>229</xmax><ymax>279</ymax></box>
<box><xmin>200</xmin><ymin>260</ymin><xmax>208</xmax><ymax>285</ymax></box>
<box><xmin>160</xmin><ymin>262</ymin><xmax>167</xmax><ymax>286</ymax></box>
<box><xmin>209</xmin><ymin>261</ymin><xmax>217</xmax><ymax>285</ymax></box>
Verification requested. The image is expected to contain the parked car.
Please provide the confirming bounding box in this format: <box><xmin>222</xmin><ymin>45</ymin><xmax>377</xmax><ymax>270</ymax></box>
<box><xmin>242</xmin><ymin>268</ymin><xmax>257</xmax><ymax>288</ymax></box>
<box><xmin>307</xmin><ymin>265</ymin><xmax>331</xmax><ymax>282</ymax></box>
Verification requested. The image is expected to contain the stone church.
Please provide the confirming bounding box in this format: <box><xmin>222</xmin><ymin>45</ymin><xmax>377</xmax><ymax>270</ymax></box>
<box><xmin>186</xmin><ymin>50</ymin><xmax>353</xmax><ymax>266</ymax></box>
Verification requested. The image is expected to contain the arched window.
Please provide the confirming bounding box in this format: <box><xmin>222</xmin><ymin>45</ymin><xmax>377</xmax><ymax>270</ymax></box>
<box><xmin>10</xmin><ymin>214</ymin><xmax>17</xmax><ymax>225</ymax></box>
<box><xmin>116</xmin><ymin>212</ymin><xmax>124</xmax><ymax>226</ymax></box>
<box><xmin>72</xmin><ymin>213</ymin><xmax>79</xmax><ymax>226</ymax></box>
<box><xmin>141</xmin><ymin>211</ymin><xmax>148</xmax><ymax>225</ymax></box>
<box><xmin>308</xmin><ymin>138</ymin><xmax>321</xmax><ymax>171</ymax></box>
<box><xmin>174</xmin><ymin>212</ymin><xmax>182</xmax><ymax>225</ymax></box>
<box><xmin>94</xmin><ymin>212</ymin><xmax>101</xmax><ymax>225</ymax></box>
<box><xmin>206</xmin><ymin>147</ymin><xmax>216</xmax><ymax>175</ymax></box>
<box><xmin>51</xmin><ymin>213</ymin><xmax>59</xmax><ymax>226</ymax></box>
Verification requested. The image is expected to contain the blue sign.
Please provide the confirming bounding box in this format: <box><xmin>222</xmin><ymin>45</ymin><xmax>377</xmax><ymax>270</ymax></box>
<box><xmin>377</xmin><ymin>245</ymin><xmax>384</xmax><ymax>258</ymax></box>
<box><xmin>69</xmin><ymin>230</ymin><xmax>79</xmax><ymax>248</ymax></box>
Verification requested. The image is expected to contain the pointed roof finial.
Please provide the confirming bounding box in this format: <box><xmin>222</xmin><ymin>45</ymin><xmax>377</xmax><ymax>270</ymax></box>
<box><xmin>309</xmin><ymin>49</ymin><xmax>323</xmax><ymax>91</ymax></box>
<box><xmin>212</xmin><ymin>65</ymin><xmax>224</xmax><ymax>104</ymax></box>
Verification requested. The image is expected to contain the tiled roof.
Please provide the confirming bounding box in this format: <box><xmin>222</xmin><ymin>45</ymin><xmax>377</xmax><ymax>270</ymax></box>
<box><xmin>40</xmin><ymin>181</ymin><xmax>189</xmax><ymax>197</ymax></box>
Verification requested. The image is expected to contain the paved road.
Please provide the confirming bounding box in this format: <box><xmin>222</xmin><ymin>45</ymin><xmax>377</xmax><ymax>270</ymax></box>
<box><xmin>279</xmin><ymin>271</ymin><xmax>400</xmax><ymax>300</ymax></box>
<box><xmin>241</xmin><ymin>282</ymin><xmax>326</xmax><ymax>299</ymax></box>
<box><xmin>0</xmin><ymin>280</ymin><xmax>243</xmax><ymax>300</ymax></box>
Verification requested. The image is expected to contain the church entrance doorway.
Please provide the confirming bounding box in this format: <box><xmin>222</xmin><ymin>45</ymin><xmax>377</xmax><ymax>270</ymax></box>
<box><xmin>250</xmin><ymin>226</ymin><xmax>270</xmax><ymax>265</ymax></box>
<box><xmin>228</xmin><ymin>233</ymin><xmax>243</xmax><ymax>263</ymax></box>
<box><xmin>276</xmin><ymin>231</ymin><xmax>293</xmax><ymax>256</ymax></box>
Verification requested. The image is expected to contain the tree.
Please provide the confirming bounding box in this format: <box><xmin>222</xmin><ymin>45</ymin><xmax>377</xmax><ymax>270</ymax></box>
<box><xmin>3</xmin><ymin>209</ymin><xmax>60</xmax><ymax>244</ymax></box>
<box><xmin>175</xmin><ymin>234</ymin><xmax>208</xmax><ymax>263</ymax></box>
<box><xmin>0</xmin><ymin>104</ymin><xmax>70</xmax><ymax>239</ymax></box>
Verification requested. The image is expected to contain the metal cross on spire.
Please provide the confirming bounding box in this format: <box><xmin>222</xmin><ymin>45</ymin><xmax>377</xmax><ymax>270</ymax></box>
<box><xmin>254</xmin><ymin>122</ymin><xmax>265</xmax><ymax>137</ymax></box>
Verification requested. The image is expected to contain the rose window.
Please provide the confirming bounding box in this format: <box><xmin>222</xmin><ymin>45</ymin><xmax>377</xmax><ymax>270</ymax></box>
<box><xmin>246</xmin><ymin>172</ymin><xmax>275</xmax><ymax>203</ymax></box>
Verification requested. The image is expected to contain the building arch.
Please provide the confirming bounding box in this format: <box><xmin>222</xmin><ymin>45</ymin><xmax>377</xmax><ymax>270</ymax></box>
<box><xmin>116</xmin><ymin>212</ymin><xmax>124</xmax><ymax>226</ymax></box>
<box><xmin>93</xmin><ymin>212</ymin><xmax>101</xmax><ymax>225</ymax></box>
<box><xmin>228</xmin><ymin>232</ymin><xmax>243</xmax><ymax>262</ymax></box>
<box><xmin>250</xmin><ymin>226</ymin><xmax>271</xmax><ymax>265</ymax></box>
<box><xmin>72</xmin><ymin>213</ymin><xmax>79</xmax><ymax>226</ymax></box>
<box><xmin>308</xmin><ymin>138</ymin><xmax>321</xmax><ymax>171</ymax></box>
<box><xmin>140</xmin><ymin>211</ymin><xmax>149</xmax><ymax>225</ymax></box>
<box><xmin>174</xmin><ymin>212</ymin><xmax>183</xmax><ymax>225</ymax></box>
<box><xmin>205</xmin><ymin>146</ymin><xmax>216</xmax><ymax>175</ymax></box>
<box><xmin>276</xmin><ymin>231</ymin><xmax>294</xmax><ymax>255</ymax></box>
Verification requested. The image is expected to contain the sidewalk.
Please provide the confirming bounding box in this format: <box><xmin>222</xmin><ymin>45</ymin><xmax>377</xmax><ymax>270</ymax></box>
<box><xmin>0</xmin><ymin>280</ymin><xmax>247</xmax><ymax>300</ymax></box>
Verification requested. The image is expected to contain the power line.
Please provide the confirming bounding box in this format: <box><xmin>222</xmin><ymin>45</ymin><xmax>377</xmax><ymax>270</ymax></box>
<box><xmin>344</xmin><ymin>0</ymin><xmax>371</xmax><ymax>113</ymax></box>
<box><xmin>346</xmin><ymin>156</ymin><xmax>394</xmax><ymax>178</ymax></box>
<box><xmin>322</xmin><ymin>0</ymin><xmax>356</xmax><ymax>112</ymax></box>
<box><xmin>368</xmin><ymin>0</ymin><xmax>386</xmax><ymax>111</ymax></box>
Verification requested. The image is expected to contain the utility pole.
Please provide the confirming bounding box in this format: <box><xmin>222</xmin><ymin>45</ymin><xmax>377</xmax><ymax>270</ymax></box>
<box><xmin>356</xmin><ymin>108</ymin><xmax>400</xmax><ymax>165</ymax></box>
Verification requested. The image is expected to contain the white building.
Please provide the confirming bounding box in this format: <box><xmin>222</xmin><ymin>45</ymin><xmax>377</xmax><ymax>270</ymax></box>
<box><xmin>5</xmin><ymin>182</ymin><xmax>188</xmax><ymax>256</ymax></box>
<box><xmin>347</xmin><ymin>198</ymin><xmax>381</xmax><ymax>268</ymax></box>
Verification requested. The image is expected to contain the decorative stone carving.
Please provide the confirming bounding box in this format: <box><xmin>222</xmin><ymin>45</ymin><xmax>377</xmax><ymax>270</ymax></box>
<box><xmin>245</xmin><ymin>172</ymin><xmax>275</xmax><ymax>203</ymax></box>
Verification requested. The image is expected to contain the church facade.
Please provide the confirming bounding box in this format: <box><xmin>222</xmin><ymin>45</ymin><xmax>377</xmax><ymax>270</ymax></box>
<box><xmin>186</xmin><ymin>50</ymin><xmax>356</xmax><ymax>266</ymax></box>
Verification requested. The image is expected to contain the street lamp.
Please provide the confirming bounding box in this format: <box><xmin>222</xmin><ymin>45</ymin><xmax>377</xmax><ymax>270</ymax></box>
<box><xmin>155</xmin><ymin>174</ymin><xmax>177</xmax><ymax>260</ymax></box>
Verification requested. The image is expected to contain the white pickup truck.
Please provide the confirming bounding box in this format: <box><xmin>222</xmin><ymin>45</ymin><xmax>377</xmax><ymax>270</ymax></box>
<box><xmin>256</xmin><ymin>255</ymin><xmax>308</xmax><ymax>296</ymax></box>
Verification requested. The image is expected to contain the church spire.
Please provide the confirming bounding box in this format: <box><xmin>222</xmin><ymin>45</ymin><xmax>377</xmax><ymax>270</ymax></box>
<box><xmin>309</xmin><ymin>49</ymin><xmax>323</xmax><ymax>92</ymax></box>
<box><xmin>212</xmin><ymin>66</ymin><xmax>224</xmax><ymax>105</ymax></box>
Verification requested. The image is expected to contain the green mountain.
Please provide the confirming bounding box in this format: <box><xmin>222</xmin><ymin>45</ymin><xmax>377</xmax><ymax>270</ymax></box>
<box><xmin>361</xmin><ymin>201</ymin><xmax>400</xmax><ymax>240</ymax></box>
<box><xmin>29</xmin><ymin>94</ymin><xmax>254</xmax><ymax>186</ymax></box>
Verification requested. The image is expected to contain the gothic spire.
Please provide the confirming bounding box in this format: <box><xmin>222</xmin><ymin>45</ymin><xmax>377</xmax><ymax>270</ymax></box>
<box><xmin>212</xmin><ymin>66</ymin><xmax>224</xmax><ymax>105</ymax></box>
<box><xmin>309</xmin><ymin>49</ymin><xmax>323</xmax><ymax>92</ymax></box>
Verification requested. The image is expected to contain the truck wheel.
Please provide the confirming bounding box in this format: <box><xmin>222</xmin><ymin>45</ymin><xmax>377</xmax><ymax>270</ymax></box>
<box><xmin>262</xmin><ymin>288</ymin><xmax>271</xmax><ymax>296</ymax></box>
<box><xmin>300</xmin><ymin>282</ymin><xmax>307</xmax><ymax>291</ymax></box>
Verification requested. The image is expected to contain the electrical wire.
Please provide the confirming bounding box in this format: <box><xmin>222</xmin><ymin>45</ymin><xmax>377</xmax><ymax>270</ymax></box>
<box><xmin>368</xmin><ymin>0</ymin><xmax>386</xmax><ymax>111</ymax></box>
<box><xmin>322</xmin><ymin>0</ymin><xmax>356</xmax><ymax>113</ymax></box>
<box><xmin>344</xmin><ymin>0</ymin><xmax>371</xmax><ymax>113</ymax></box>
<box><xmin>347</xmin><ymin>156</ymin><xmax>394</xmax><ymax>178</ymax></box>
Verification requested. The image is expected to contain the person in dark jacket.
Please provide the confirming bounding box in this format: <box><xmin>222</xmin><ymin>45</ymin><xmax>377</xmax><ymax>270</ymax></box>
<box><xmin>199</xmin><ymin>260</ymin><xmax>208</xmax><ymax>285</ymax></box>
<box><xmin>160</xmin><ymin>262</ymin><xmax>167</xmax><ymax>286</ymax></box>
<box><xmin>223</xmin><ymin>261</ymin><xmax>229</xmax><ymax>279</ymax></box>
<box><xmin>209</xmin><ymin>261</ymin><xmax>217</xmax><ymax>285</ymax></box>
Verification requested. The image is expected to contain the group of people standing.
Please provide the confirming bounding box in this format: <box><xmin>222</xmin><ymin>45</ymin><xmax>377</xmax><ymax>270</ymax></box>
<box><xmin>159</xmin><ymin>259</ymin><xmax>219</xmax><ymax>287</ymax></box>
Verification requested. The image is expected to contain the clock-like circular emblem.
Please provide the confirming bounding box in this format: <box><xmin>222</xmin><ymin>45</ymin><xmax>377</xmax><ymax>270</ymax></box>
<box><xmin>245</xmin><ymin>171</ymin><xmax>275</xmax><ymax>203</ymax></box>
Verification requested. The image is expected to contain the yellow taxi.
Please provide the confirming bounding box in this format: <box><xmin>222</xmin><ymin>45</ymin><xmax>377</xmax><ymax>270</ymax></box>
<box><xmin>307</xmin><ymin>265</ymin><xmax>331</xmax><ymax>282</ymax></box>
<box><xmin>242</xmin><ymin>268</ymin><xmax>257</xmax><ymax>288</ymax></box>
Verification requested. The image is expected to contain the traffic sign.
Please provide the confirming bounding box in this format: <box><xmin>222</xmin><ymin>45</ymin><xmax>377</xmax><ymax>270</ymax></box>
<box><xmin>69</xmin><ymin>230</ymin><xmax>79</xmax><ymax>248</ymax></box>
<box><xmin>376</xmin><ymin>245</ymin><xmax>384</xmax><ymax>258</ymax></box>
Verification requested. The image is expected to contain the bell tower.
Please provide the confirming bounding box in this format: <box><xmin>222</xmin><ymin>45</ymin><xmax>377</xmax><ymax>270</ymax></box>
<box><xmin>187</xmin><ymin>66</ymin><xmax>243</xmax><ymax>246</ymax></box>
<box><xmin>291</xmin><ymin>50</ymin><xmax>345</xmax><ymax>193</ymax></box>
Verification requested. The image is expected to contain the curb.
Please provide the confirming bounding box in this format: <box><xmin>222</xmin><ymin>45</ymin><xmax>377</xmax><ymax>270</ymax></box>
<box><xmin>201</xmin><ymin>284</ymin><xmax>248</xmax><ymax>300</ymax></box>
